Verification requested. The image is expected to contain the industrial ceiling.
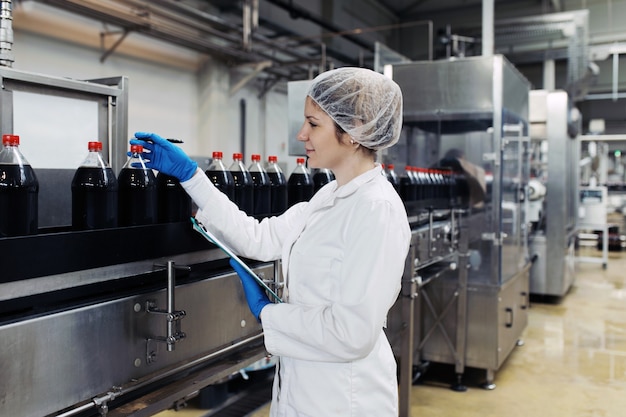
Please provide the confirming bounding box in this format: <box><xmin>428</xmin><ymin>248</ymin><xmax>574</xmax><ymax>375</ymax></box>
<box><xmin>32</xmin><ymin>0</ymin><xmax>566</xmax><ymax>92</ymax></box>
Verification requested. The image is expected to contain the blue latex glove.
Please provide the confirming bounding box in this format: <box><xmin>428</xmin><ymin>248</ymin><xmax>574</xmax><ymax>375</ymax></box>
<box><xmin>229</xmin><ymin>258</ymin><xmax>271</xmax><ymax>322</ymax></box>
<box><xmin>130</xmin><ymin>131</ymin><xmax>197</xmax><ymax>181</ymax></box>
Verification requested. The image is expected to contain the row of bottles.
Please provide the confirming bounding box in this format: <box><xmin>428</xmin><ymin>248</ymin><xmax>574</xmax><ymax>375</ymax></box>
<box><xmin>0</xmin><ymin>134</ymin><xmax>337</xmax><ymax>238</ymax></box>
<box><xmin>384</xmin><ymin>164</ymin><xmax>469</xmax><ymax>209</ymax></box>
<box><xmin>73</xmin><ymin>142</ymin><xmax>192</xmax><ymax>230</ymax></box>
<box><xmin>206</xmin><ymin>153</ymin><xmax>334</xmax><ymax>216</ymax></box>
<box><xmin>0</xmin><ymin>137</ymin><xmax>193</xmax><ymax>238</ymax></box>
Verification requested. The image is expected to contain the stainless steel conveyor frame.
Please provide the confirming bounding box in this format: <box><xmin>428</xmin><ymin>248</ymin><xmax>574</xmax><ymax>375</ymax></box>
<box><xmin>0</xmin><ymin>223</ymin><xmax>280</xmax><ymax>417</ymax></box>
<box><xmin>386</xmin><ymin>208</ymin><xmax>468</xmax><ymax>417</ymax></box>
<box><xmin>0</xmin><ymin>66</ymin><xmax>128</xmax><ymax>172</ymax></box>
<box><xmin>393</xmin><ymin>209</ymin><xmax>470</xmax><ymax>417</ymax></box>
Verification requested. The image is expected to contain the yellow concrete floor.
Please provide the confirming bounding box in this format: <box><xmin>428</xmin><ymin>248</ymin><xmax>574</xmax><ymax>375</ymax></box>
<box><xmin>158</xmin><ymin>236</ymin><xmax>626</xmax><ymax>417</ymax></box>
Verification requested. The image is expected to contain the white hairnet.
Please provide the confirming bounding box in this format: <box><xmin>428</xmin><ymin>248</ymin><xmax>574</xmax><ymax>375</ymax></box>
<box><xmin>307</xmin><ymin>67</ymin><xmax>403</xmax><ymax>151</ymax></box>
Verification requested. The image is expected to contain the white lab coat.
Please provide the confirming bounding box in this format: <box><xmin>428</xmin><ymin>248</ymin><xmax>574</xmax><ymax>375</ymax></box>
<box><xmin>183</xmin><ymin>164</ymin><xmax>411</xmax><ymax>417</ymax></box>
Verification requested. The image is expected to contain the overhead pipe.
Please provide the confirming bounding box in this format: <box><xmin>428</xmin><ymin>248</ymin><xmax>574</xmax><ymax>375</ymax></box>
<box><xmin>265</xmin><ymin>0</ymin><xmax>375</xmax><ymax>53</ymax></box>
<box><xmin>240</xmin><ymin>99</ymin><xmax>246</xmax><ymax>157</ymax></box>
<box><xmin>0</xmin><ymin>0</ymin><xmax>13</xmax><ymax>67</ymax></box>
<box><xmin>148</xmin><ymin>0</ymin><xmax>359</xmax><ymax>66</ymax></box>
<box><xmin>37</xmin><ymin>0</ymin><xmax>361</xmax><ymax>80</ymax></box>
<box><xmin>482</xmin><ymin>0</ymin><xmax>494</xmax><ymax>57</ymax></box>
<box><xmin>141</xmin><ymin>0</ymin><xmax>360</xmax><ymax>69</ymax></box>
<box><xmin>35</xmin><ymin>0</ymin><xmax>366</xmax><ymax>88</ymax></box>
<box><xmin>38</xmin><ymin>0</ymin><xmax>298</xmax><ymax>78</ymax></box>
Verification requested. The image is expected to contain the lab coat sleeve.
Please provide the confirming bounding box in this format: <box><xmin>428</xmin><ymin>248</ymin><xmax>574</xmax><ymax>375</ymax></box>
<box><xmin>261</xmin><ymin>197</ymin><xmax>411</xmax><ymax>362</ymax></box>
<box><xmin>181</xmin><ymin>168</ymin><xmax>305</xmax><ymax>262</ymax></box>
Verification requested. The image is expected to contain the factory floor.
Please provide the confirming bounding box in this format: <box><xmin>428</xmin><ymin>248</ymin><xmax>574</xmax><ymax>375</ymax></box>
<box><xmin>156</xmin><ymin>222</ymin><xmax>626</xmax><ymax>417</ymax></box>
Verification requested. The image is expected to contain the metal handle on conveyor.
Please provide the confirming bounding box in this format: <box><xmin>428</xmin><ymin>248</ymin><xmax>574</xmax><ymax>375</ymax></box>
<box><xmin>146</xmin><ymin>260</ymin><xmax>190</xmax><ymax>360</ymax></box>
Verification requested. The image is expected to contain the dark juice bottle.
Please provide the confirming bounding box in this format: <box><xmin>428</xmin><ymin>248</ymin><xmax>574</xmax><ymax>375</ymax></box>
<box><xmin>157</xmin><ymin>172</ymin><xmax>191</xmax><ymax>223</ymax></box>
<box><xmin>248</xmin><ymin>154</ymin><xmax>271</xmax><ymax>217</ymax></box>
<box><xmin>229</xmin><ymin>152</ymin><xmax>254</xmax><ymax>214</ymax></box>
<box><xmin>415</xmin><ymin>167</ymin><xmax>427</xmax><ymax>203</ymax></box>
<box><xmin>71</xmin><ymin>141</ymin><xmax>118</xmax><ymax>230</ymax></box>
<box><xmin>118</xmin><ymin>144</ymin><xmax>157</xmax><ymax>226</ymax></box>
<box><xmin>422</xmin><ymin>168</ymin><xmax>435</xmax><ymax>205</ymax></box>
<box><xmin>0</xmin><ymin>134</ymin><xmax>39</xmax><ymax>237</ymax></box>
<box><xmin>287</xmin><ymin>157</ymin><xmax>314</xmax><ymax>207</ymax></box>
<box><xmin>312</xmin><ymin>168</ymin><xmax>335</xmax><ymax>194</ymax></box>
<box><xmin>385</xmin><ymin>164</ymin><xmax>400</xmax><ymax>193</ymax></box>
<box><xmin>266</xmin><ymin>155</ymin><xmax>287</xmax><ymax>215</ymax></box>
<box><xmin>206</xmin><ymin>151</ymin><xmax>235</xmax><ymax>201</ymax></box>
<box><xmin>399</xmin><ymin>165</ymin><xmax>416</xmax><ymax>203</ymax></box>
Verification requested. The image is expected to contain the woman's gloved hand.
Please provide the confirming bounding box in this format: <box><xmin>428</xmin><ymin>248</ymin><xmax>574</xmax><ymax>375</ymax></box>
<box><xmin>229</xmin><ymin>258</ymin><xmax>271</xmax><ymax>322</ymax></box>
<box><xmin>130</xmin><ymin>131</ymin><xmax>197</xmax><ymax>181</ymax></box>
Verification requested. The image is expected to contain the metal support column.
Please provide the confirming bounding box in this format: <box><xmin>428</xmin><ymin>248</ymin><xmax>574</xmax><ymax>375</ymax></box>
<box><xmin>398</xmin><ymin>243</ymin><xmax>417</xmax><ymax>417</ymax></box>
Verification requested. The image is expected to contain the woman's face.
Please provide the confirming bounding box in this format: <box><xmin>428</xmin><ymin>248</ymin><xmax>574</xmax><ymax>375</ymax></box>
<box><xmin>296</xmin><ymin>97</ymin><xmax>351</xmax><ymax>170</ymax></box>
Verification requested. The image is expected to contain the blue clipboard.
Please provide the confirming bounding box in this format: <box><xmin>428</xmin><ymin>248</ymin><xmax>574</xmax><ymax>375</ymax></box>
<box><xmin>191</xmin><ymin>217</ymin><xmax>283</xmax><ymax>303</ymax></box>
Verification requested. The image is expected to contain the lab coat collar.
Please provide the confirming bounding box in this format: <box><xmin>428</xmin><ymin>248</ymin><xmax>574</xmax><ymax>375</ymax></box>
<box><xmin>314</xmin><ymin>164</ymin><xmax>383</xmax><ymax>208</ymax></box>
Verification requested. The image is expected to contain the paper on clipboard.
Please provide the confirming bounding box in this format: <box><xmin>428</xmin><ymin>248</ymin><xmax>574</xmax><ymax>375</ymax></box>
<box><xmin>190</xmin><ymin>217</ymin><xmax>283</xmax><ymax>303</ymax></box>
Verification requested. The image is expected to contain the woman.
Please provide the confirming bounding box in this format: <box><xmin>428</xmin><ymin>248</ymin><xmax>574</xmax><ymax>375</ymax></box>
<box><xmin>131</xmin><ymin>67</ymin><xmax>411</xmax><ymax>416</ymax></box>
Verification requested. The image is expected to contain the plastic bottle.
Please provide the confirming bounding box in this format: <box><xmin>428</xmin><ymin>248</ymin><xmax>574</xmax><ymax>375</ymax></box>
<box><xmin>312</xmin><ymin>168</ymin><xmax>335</xmax><ymax>193</ymax></box>
<box><xmin>206</xmin><ymin>151</ymin><xmax>235</xmax><ymax>201</ymax></box>
<box><xmin>248</xmin><ymin>154</ymin><xmax>271</xmax><ymax>217</ymax></box>
<box><xmin>434</xmin><ymin>169</ymin><xmax>447</xmax><ymax>208</ymax></box>
<box><xmin>287</xmin><ymin>157</ymin><xmax>314</xmax><ymax>207</ymax></box>
<box><xmin>384</xmin><ymin>164</ymin><xmax>400</xmax><ymax>193</ymax></box>
<box><xmin>399</xmin><ymin>165</ymin><xmax>416</xmax><ymax>203</ymax></box>
<box><xmin>423</xmin><ymin>168</ymin><xmax>436</xmax><ymax>206</ymax></box>
<box><xmin>0</xmin><ymin>134</ymin><xmax>39</xmax><ymax>237</ymax></box>
<box><xmin>413</xmin><ymin>167</ymin><xmax>425</xmax><ymax>204</ymax></box>
<box><xmin>266</xmin><ymin>155</ymin><xmax>287</xmax><ymax>215</ymax></box>
<box><xmin>441</xmin><ymin>169</ymin><xmax>456</xmax><ymax>208</ymax></box>
<box><xmin>229</xmin><ymin>152</ymin><xmax>254</xmax><ymax>214</ymax></box>
<box><xmin>118</xmin><ymin>144</ymin><xmax>158</xmax><ymax>226</ymax></box>
<box><xmin>157</xmin><ymin>172</ymin><xmax>192</xmax><ymax>223</ymax></box>
<box><xmin>71</xmin><ymin>141</ymin><xmax>118</xmax><ymax>230</ymax></box>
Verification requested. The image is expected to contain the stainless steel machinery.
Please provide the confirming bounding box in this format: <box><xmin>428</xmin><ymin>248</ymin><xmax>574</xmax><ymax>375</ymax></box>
<box><xmin>0</xmin><ymin>225</ymin><xmax>275</xmax><ymax>417</ymax></box>
<box><xmin>528</xmin><ymin>90</ymin><xmax>579</xmax><ymax>295</ymax></box>
<box><xmin>0</xmin><ymin>68</ymin><xmax>278</xmax><ymax>417</ymax></box>
<box><xmin>386</xmin><ymin>209</ymin><xmax>469</xmax><ymax>417</ymax></box>
<box><xmin>388</xmin><ymin>55</ymin><xmax>532</xmax><ymax>389</ymax></box>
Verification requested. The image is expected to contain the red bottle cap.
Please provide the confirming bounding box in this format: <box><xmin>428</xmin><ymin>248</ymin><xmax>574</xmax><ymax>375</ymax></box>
<box><xmin>388</xmin><ymin>164</ymin><xmax>395</xmax><ymax>169</ymax></box>
<box><xmin>130</xmin><ymin>144</ymin><xmax>143</xmax><ymax>153</ymax></box>
<box><xmin>233</xmin><ymin>152</ymin><xmax>243</xmax><ymax>160</ymax></box>
<box><xmin>296</xmin><ymin>157</ymin><xmax>305</xmax><ymax>164</ymax></box>
<box><xmin>251</xmin><ymin>154</ymin><xmax>261</xmax><ymax>162</ymax></box>
<box><xmin>212</xmin><ymin>151</ymin><xmax>223</xmax><ymax>159</ymax></box>
<box><xmin>2</xmin><ymin>134</ymin><xmax>19</xmax><ymax>146</ymax></box>
<box><xmin>88</xmin><ymin>141</ymin><xmax>103</xmax><ymax>151</ymax></box>
<box><xmin>268</xmin><ymin>155</ymin><xmax>278</xmax><ymax>163</ymax></box>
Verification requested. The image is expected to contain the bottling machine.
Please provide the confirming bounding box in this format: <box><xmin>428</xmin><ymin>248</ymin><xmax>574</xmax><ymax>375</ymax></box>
<box><xmin>528</xmin><ymin>90</ymin><xmax>579</xmax><ymax>295</ymax></box>
<box><xmin>0</xmin><ymin>67</ymin><xmax>279</xmax><ymax>417</ymax></box>
<box><xmin>387</xmin><ymin>55</ymin><xmax>532</xmax><ymax>392</ymax></box>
